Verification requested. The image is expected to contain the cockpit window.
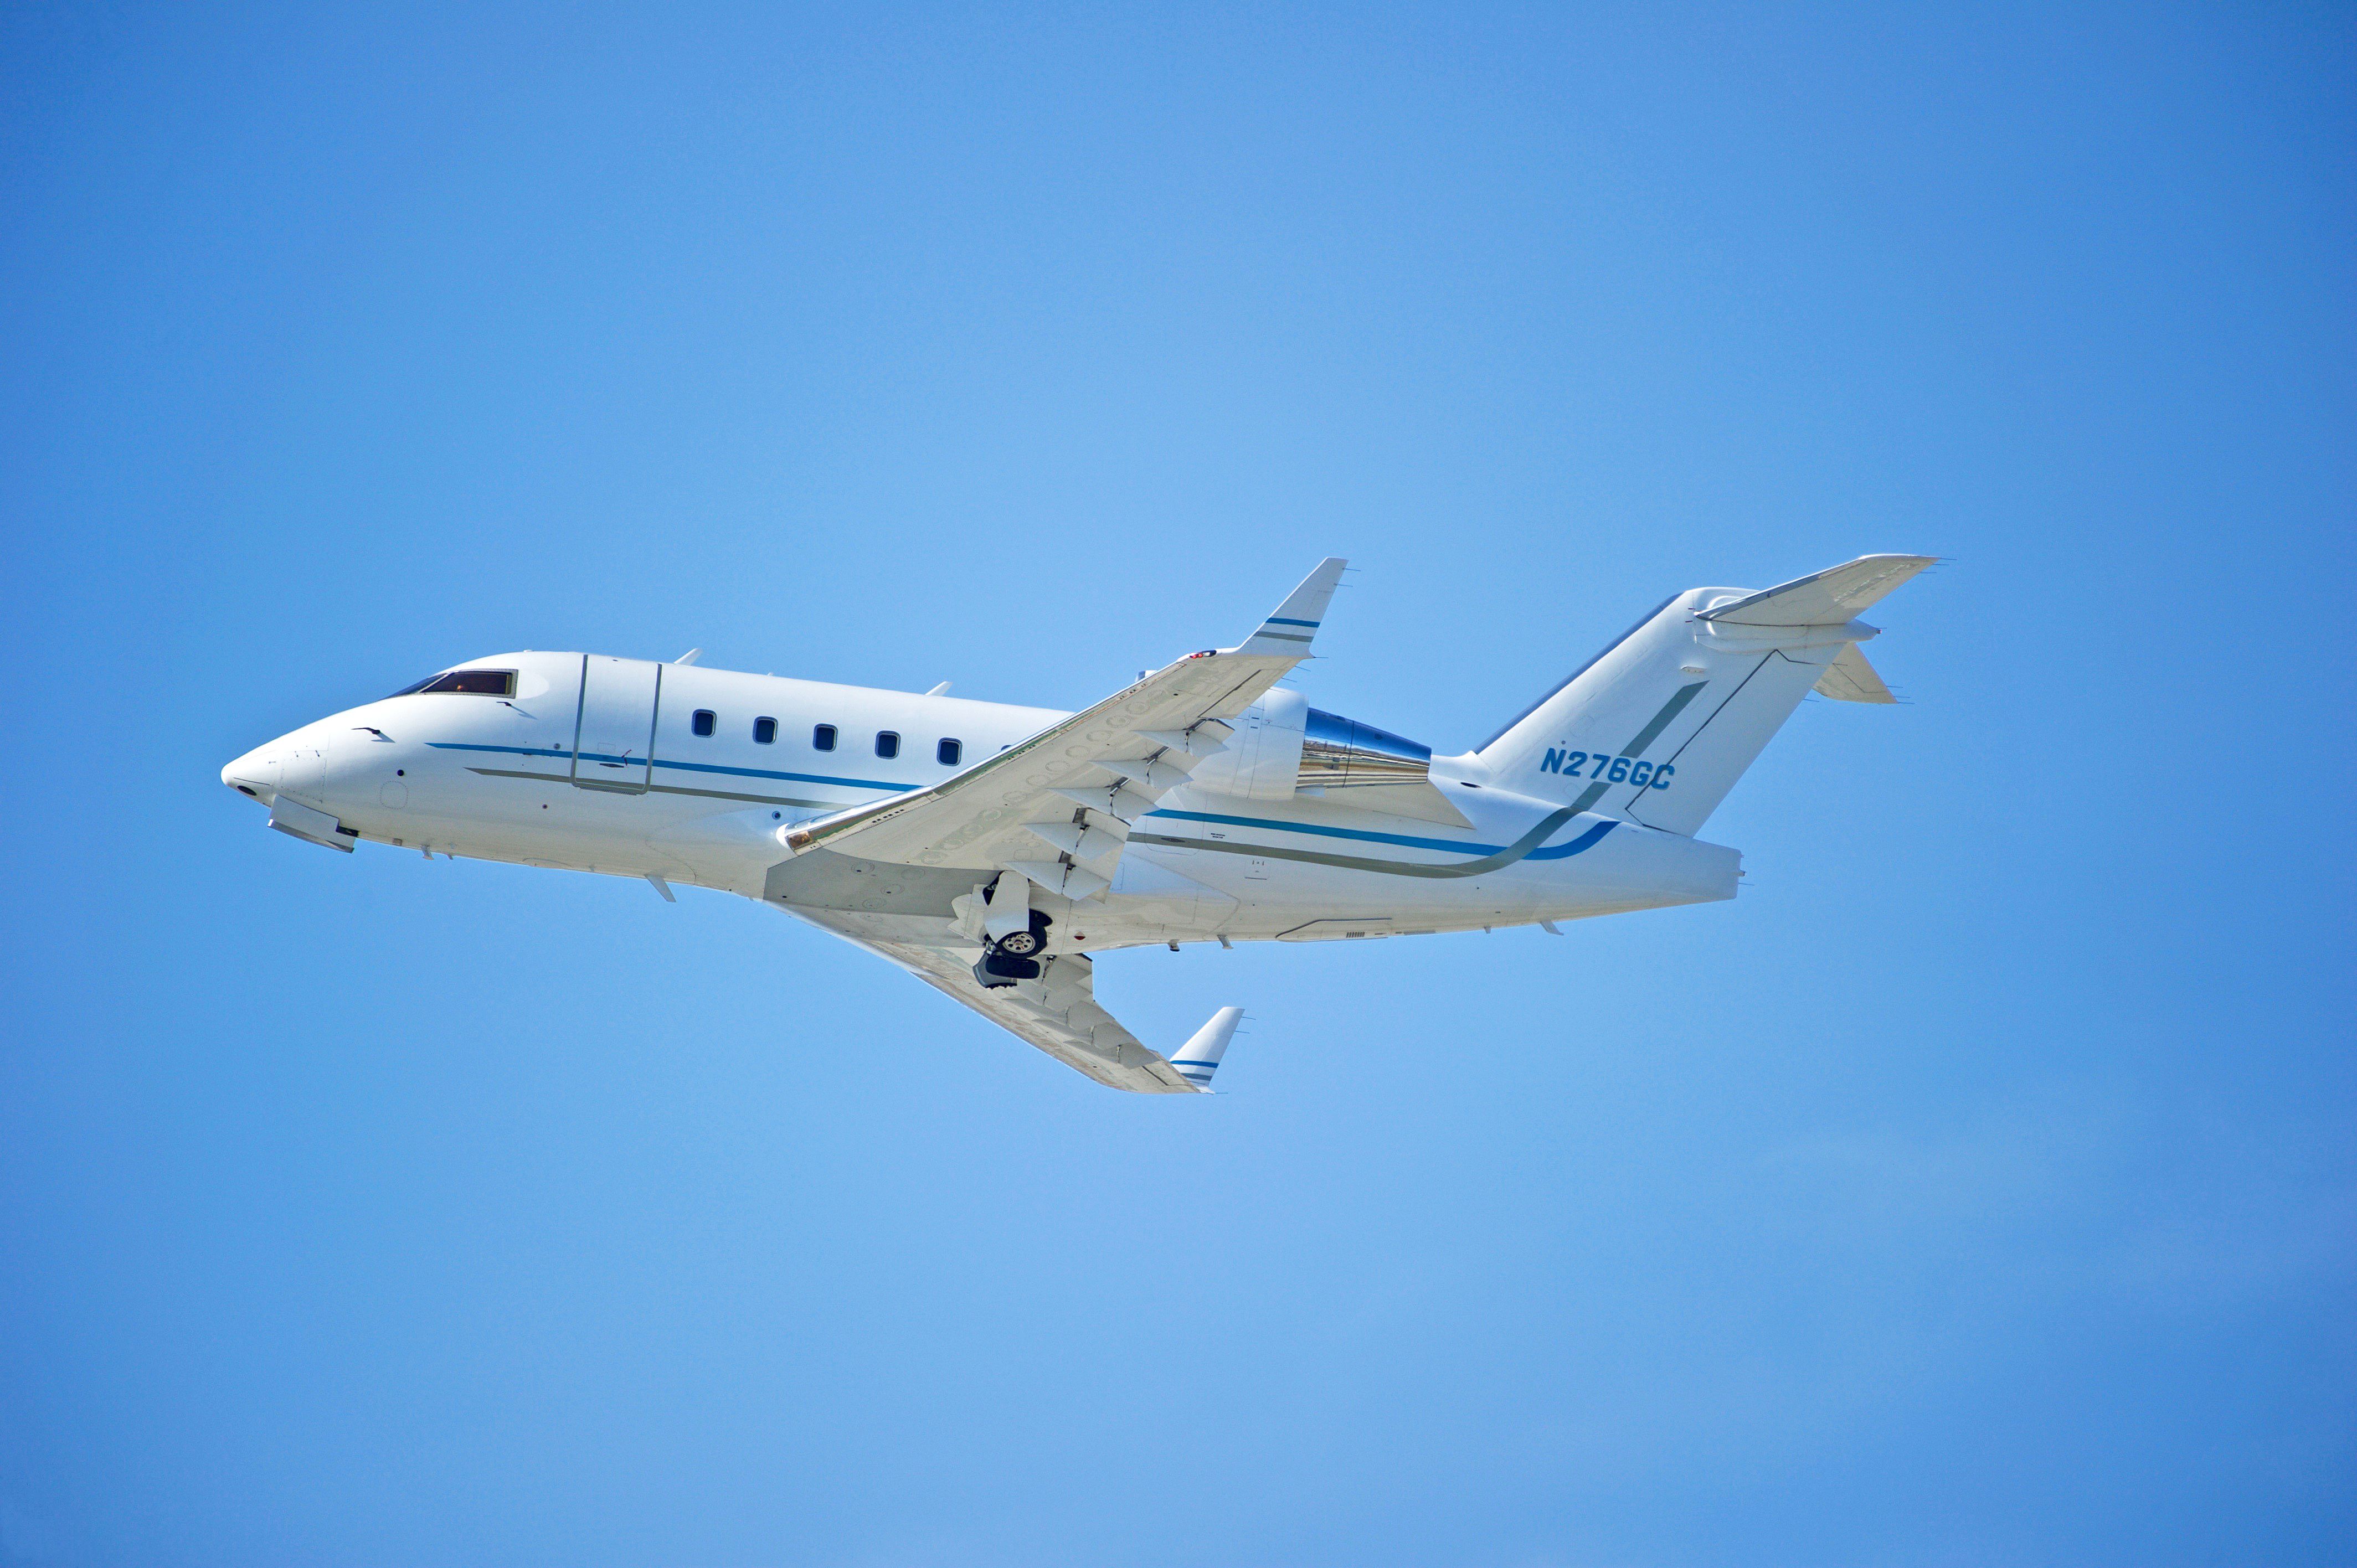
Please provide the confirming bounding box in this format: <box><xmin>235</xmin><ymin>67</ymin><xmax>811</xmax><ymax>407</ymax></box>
<box><xmin>389</xmin><ymin>669</ymin><xmax>517</xmax><ymax>698</ymax></box>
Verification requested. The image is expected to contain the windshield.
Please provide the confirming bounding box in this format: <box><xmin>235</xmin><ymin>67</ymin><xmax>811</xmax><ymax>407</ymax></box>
<box><xmin>386</xmin><ymin>669</ymin><xmax>516</xmax><ymax>698</ymax></box>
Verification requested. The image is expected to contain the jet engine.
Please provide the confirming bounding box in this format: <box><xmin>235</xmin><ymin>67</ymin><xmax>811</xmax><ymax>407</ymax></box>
<box><xmin>1182</xmin><ymin>693</ymin><xmax>1461</xmax><ymax>823</ymax></box>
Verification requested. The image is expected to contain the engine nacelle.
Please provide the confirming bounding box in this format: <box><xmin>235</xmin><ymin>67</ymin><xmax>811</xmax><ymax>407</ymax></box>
<box><xmin>1298</xmin><ymin>708</ymin><xmax>1432</xmax><ymax>787</ymax></box>
<box><xmin>1182</xmin><ymin>688</ymin><xmax>1308</xmax><ymax>801</ymax></box>
<box><xmin>1182</xmin><ymin>692</ymin><xmax>1438</xmax><ymax>803</ymax></box>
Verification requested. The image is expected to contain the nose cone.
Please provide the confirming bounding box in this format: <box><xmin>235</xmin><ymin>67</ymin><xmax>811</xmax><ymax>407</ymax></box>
<box><xmin>222</xmin><ymin>742</ymin><xmax>280</xmax><ymax>802</ymax></box>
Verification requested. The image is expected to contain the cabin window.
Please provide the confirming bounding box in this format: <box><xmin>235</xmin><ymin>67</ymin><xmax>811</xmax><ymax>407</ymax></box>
<box><xmin>391</xmin><ymin>669</ymin><xmax>516</xmax><ymax>698</ymax></box>
<box><xmin>691</xmin><ymin>709</ymin><xmax>716</xmax><ymax>737</ymax></box>
<box><xmin>812</xmin><ymin>724</ymin><xmax>837</xmax><ymax>751</ymax></box>
<box><xmin>937</xmin><ymin>738</ymin><xmax>963</xmax><ymax>766</ymax></box>
<box><xmin>874</xmin><ymin>731</ymin><xmax>900</xmax><ymax>759</ymax></box>
<box><xmin>752</xmin><ymin>716</ymin><xmax>777</xmax><ymax>745</ymax></box>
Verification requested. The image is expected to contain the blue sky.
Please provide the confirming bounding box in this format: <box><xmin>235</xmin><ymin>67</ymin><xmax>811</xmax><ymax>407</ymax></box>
<box><xmin>2</xmin><ymin>4</ymin><xmax>2351</xmax><ymax>1564</ymax></box>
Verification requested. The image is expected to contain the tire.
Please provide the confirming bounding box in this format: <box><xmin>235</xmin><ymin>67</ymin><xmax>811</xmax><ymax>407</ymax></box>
<box><xmin>996</xmin><ymin>929</ymin><xmax>1041</xmax><ymax>957</ymax></box>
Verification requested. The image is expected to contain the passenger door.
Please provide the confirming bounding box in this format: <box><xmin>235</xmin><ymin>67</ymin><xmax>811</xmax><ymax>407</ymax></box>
<box><xmin>570</xmin><ymin>655</ymin><xmax>662</xmax><ymax>794</ymax></box>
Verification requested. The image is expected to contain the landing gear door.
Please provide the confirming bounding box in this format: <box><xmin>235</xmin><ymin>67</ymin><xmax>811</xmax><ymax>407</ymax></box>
<box><xmin>570</xmin><ymin>655</ymin><xmax>662</xmax><ymax>794</ymax></box>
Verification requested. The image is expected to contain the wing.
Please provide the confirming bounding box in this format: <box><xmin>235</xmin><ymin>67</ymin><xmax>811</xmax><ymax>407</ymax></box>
<box><xmin>782</xmin><ymin>905</ymin><xmax>1241</xmax><ymax>1093</ymax></box>
<box><xmin>780</xmin><ymin>558</ymin><xmax>1346</xmax><ymax>899</ymax></box>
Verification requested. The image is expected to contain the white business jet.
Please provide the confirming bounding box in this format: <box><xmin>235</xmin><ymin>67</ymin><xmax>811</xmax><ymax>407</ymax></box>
<box><xmin>223</xmin><ymin>555</ymin><xmax>1933</xmax><ymax>1093</ymax></box>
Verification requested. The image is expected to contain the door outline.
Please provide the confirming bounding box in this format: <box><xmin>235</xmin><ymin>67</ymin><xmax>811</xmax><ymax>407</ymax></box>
<box><xmin>569</xmin><ymin>654</ymin><xmax>663</xmax><ymax>795</ymax></box>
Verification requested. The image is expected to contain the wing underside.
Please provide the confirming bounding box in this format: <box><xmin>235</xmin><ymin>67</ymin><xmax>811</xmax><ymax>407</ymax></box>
<box><xmin>783</xmin><ymin>907</ymin><xmax>1201</xmax><ymax>1092</ymax></box>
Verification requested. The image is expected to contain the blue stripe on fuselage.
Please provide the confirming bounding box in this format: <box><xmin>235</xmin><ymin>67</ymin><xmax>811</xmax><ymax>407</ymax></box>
<box><xmin>429</xmin><ymin>743</ymin><xmax>1618</xmax><ymax>869</ymax></box>
<box><xmin>425</xmin><ymin>741</ymin><xmax>918</xmax><ymax>794</ymax></box>
<box><xmin>1143</xmin><ymin>807</ymin><xmax>1618</xmax><ymax>862</ymax></box>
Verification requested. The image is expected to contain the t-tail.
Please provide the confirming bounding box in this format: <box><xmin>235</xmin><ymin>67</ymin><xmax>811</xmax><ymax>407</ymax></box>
<box><xmin>1473</xmin><ymin>555</ymin><xmax>1936</xmax><ymax>835</ymax></box>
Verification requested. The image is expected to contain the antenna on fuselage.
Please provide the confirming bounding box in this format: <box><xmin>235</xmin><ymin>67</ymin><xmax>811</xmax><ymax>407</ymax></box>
<box><xmin>673</xmin><ymin>648</ymin><xmax>702</xmax><ymax>665</ymax></box>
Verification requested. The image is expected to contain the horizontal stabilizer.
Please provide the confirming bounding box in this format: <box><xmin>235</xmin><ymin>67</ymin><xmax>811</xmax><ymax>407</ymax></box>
<box><xmin>1813</xmin><ymin>643</ymin><xmax>1897</xmax><ymax>704</ymax></box>
<box><xmin>1697</xmin><ymin>554</ymin><xmax>1936</xmax><ymax>627</ymax></box>
<box><xmin>1168</xmin><ymin>1007</ymin><xmax>1244</xmax><ymax>1091</ymax></box>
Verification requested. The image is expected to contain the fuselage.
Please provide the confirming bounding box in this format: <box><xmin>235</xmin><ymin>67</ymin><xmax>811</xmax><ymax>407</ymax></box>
<box><xmin>222</xmin><ymin>650</ymin><xmax>1738</xmax><ymax>952</ymax></box>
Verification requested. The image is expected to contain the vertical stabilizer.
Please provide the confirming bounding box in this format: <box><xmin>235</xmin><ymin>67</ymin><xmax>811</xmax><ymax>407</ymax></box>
<box><xmin>1472</xmin><ymin>556</ymin><xmax>1933</xmax><ymax>835</ymax></box>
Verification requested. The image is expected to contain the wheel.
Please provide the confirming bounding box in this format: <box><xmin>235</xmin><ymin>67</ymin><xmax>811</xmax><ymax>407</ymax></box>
<box><xmin>996</xmin><ymin>928</ymin><xmax>1041</xmax><ymax>957</ymax></box>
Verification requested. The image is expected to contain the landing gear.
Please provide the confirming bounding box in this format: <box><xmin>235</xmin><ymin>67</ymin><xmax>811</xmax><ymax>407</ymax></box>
<box><xmin>974</xmin><ymin>948</ymin><xmax>1041</xmax><ymax>987</ymax></box>
<box><xmin>974</xmin><ymin>909</ymin><xmax>1054</xmax><ymax>989</ymax></box>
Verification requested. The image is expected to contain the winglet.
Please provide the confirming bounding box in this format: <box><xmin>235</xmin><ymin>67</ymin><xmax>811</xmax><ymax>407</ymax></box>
<box><xmin>1232</xmin><ymin>558</ymin><xmax>1347</xmax><ymax>656</ymax></box>
<box><xmin>1167</xmin><ymin>1006</ymin><xmax>1245</xmax><ymax>1091</ymax></box>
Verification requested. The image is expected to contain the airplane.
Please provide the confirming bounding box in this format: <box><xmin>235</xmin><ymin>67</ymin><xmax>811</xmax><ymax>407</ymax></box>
<box><xmin>221</xmin><ymin>554</ymin><xmax>1934</xmax><ymax>1094</ymax></box>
